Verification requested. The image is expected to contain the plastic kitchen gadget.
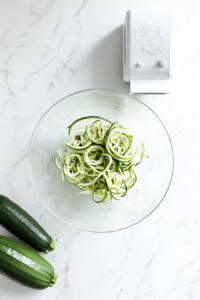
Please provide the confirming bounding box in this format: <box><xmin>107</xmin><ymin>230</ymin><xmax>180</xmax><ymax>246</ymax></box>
<box><xmin>123</xmin><ymin>9</ymin><xmax>171</xmax><ymax>94</ymax></box>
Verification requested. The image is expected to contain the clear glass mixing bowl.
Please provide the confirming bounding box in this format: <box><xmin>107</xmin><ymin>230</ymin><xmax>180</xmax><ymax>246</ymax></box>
<box><xmin>29</xmin><ymin>89</ymin><xmax>173</xmax><ymax>232</ymax></box>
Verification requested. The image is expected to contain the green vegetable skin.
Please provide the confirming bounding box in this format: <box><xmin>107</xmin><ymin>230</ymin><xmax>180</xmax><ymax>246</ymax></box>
<box><xmin>0</xmin><ymin>236</ymin><xmax>57</xmax><ymax>289</ymax></box>
<box><xmin>0</xmin><ymin>195</ymin><xmax>55</xmax><ymax>254</ymax></box>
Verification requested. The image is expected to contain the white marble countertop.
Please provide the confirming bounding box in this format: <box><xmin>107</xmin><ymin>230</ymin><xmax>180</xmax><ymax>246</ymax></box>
<box><xmin>1</xmin><ymin>0</ymin><xmax>200</xmax><ymax>299</ymax></box>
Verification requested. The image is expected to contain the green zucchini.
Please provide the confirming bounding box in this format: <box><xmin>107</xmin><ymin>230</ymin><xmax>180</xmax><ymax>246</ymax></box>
<box><xmin>67</xmin><ymin>115</ymin><xmax>112</xmax><ymax>135</ymax></box>
<box><xmin>0</xmin><ymin>195</ymin><xmax>55</xmax><ymax>254</ymax></box>
<box><xmin>55</xmin><ymin>117</ymin><xmax>144</xmax><ymax>203</ymax></box>
<box><xmin>0</xmin><ymin>236</ymin><xmax>57</xmax><ymax>289</ymax></box>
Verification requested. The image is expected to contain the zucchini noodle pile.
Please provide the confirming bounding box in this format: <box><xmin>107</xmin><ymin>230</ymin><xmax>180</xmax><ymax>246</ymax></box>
<box><xmin>54</xmin><ymin>116</ymin><xmax>145</xmax><ymax>203</ymax></box>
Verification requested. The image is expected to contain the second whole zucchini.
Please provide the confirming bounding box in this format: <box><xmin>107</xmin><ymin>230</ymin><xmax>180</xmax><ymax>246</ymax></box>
<box><xmin>0</xmin><ymin>195</ymin><xmax>55</xmax><ymax>254</ymax></box>
<box><xmin>0</xmin><ymin>236</ymin><xmax>57</xmax><ymax>289</ymax></box>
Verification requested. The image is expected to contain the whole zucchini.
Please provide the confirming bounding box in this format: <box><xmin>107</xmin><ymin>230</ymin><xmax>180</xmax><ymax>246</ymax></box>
<box><xmin>0</xmin><ymin>195</ymin><xmax>55</xmax><ymax>254</ymax></box>
<box><xmin>0</xmin><ymin>236</ymin><xmax>57</xmax><ymax>289</ymax></box>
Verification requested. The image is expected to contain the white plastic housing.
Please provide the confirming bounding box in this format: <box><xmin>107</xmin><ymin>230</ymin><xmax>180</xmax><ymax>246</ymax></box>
<box><xmin>123</xmin><ymin>9</ymin><xmax>172</xmax><ymax>94</ymax></box>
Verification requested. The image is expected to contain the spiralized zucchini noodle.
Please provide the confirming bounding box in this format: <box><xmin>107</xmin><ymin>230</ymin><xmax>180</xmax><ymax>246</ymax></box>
<box><xmin>54</xmin><ymin>116</ymin><xmax>145</xmax><ymax>203</ymax></box>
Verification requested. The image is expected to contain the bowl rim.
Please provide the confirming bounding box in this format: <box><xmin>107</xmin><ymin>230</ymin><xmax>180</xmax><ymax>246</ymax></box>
<box><xmin>28</xmin><ymin>88</ymin><xmax>174</xmax><ymax>233</ymax></box>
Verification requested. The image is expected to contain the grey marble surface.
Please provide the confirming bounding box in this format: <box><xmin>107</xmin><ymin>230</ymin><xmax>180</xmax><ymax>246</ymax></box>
<box><xmin>0</xmin><ymin>0</ymin><xmax>200</xmax><ymax>299</ymax></box>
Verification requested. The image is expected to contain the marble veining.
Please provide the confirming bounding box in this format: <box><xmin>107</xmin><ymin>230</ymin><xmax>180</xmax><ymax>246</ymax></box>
<box><xmin>1</xmin><ymin>0</ymin><xmax>200</xmax><ymax>299</ymax></box>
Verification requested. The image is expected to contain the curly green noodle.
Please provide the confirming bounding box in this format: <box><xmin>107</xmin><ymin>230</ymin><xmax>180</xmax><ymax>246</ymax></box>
<box><xmin>54</xmin><ymin>116</ymin><xmax>145</xmax><ymax>203</ymax></box>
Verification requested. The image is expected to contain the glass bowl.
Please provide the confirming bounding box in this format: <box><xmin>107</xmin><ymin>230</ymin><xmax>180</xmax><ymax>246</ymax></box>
<box><xmin>29</xmin><ymin>89</ymin><xmax>173</xmax><ymax>232</ymax></box>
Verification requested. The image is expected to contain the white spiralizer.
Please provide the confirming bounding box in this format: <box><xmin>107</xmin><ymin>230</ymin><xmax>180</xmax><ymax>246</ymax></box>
<box><xmin>123</xmin><ymin>9</ymin><xmax>171</xmax><ymax>94</ymax></box>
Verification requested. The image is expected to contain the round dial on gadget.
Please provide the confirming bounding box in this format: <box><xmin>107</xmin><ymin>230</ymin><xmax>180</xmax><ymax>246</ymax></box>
<box><xmin>136</xmin><ymin>22</ymin><xmax>166</xmax><ymax>55</ymax></box>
